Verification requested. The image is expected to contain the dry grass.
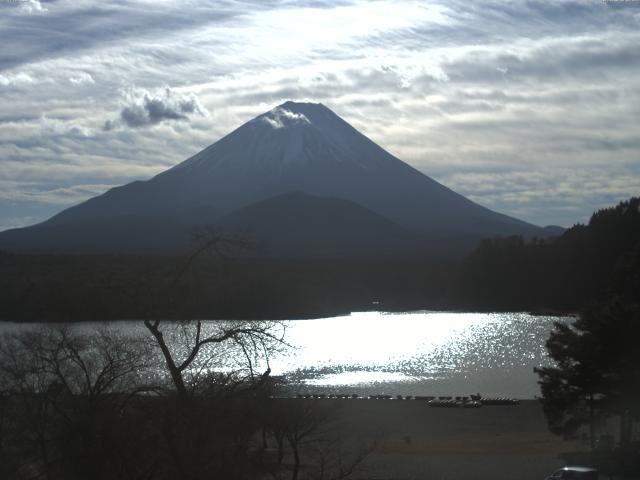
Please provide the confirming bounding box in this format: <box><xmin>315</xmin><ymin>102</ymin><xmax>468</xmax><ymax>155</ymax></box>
<box><xmin>308</xmin><ymin>399</ymin><xmax>587</xmax><ymax>480</ymax></box>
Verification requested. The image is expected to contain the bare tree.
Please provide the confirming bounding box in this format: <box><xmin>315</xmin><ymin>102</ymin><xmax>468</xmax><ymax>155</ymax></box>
<box><xmin>263</xmin><ymin>399</ymin><xmax>376</xmax><ymax>480</ymax></box>
<box><xmin>144</xmin><ymin>317</ymin><xmax>286</xmax><ymax>398</ymax></box>
<box><xmin>143</xmin><ymin>231</ymin><xmax>288</xmax><ymax>398</ymax></box>
<box><xmin>310</xmin><ymin>435</ymin><xmax>376</xmax><ymax>480</ymax></box>
<box><xmin>0</xmin><ymin>325</ymin><xmax>153</xmax><ymax>480</ymax></box>
<box><xmin>285</xmin><ymin>401</ymin><xmax>330</xmax><ymax>480</ymax></box>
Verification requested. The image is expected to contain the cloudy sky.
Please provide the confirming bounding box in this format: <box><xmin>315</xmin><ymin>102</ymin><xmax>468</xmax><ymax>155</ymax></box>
<box><xmin>1</xmin><ymin>0</ymin><xmax>639</xmax><ymax>231</ymax></box>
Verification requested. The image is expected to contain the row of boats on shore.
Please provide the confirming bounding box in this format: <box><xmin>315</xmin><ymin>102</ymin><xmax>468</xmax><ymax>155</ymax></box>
<box><xmin>291</xmin><ymin>393</ymin><xmax>520</xmax><ymax>406</ymax></box>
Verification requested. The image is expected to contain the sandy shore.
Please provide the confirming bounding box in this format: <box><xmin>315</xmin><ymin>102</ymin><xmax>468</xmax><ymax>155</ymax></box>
<box><xmin>294</xmin><ymin>399</ymin><xmax>587</xmax><ymax>480</ymax></box>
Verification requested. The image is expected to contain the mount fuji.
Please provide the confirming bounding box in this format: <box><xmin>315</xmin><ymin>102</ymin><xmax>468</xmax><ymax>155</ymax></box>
<box><xmin>0</xmin><ymin>101</ymin><xmax>554</xmax><ymax>257</ymax></box>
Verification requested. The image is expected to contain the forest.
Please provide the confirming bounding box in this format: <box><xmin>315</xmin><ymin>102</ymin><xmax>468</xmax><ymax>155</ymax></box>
<box><xmin>1</xmin><ymin>197</ymin><xmax>638</xmax><ymax>322</ymax></box>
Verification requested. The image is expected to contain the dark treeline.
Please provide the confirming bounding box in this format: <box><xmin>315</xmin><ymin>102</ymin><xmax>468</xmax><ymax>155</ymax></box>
<box><xmin>1</xmin><ymin>197</ymin><xmax>639</xmax><ymax>322</ymax></box>
<box><xmin>530</xmin><ymin>200</ymin><xmax>640</xmax><ymax>477</ymax></box>
<box><xmin>0</xmin><ymin>255</ymin><xmax>455</xmax><ymax>322</ymax></box>
<box><xmin>453</xmin><ymin>197</ymin><xmax>640</xmax><ymax>311</ymax></box>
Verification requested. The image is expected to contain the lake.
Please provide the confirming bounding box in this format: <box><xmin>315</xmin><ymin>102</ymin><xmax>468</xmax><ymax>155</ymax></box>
<box><xmin>272</xmin><ymin>311</ymin><xmax>571</xmax><ymax>398</ymax></box>
<box><xmin>0</xmin><ymin>311</ymin><xmax>570</xmax><ymax>399</ymax></box>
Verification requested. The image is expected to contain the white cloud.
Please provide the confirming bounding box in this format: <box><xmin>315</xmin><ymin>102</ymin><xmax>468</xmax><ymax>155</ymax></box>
<box><xmin>39</xmin><ymin>116</ymin><xmax>93</xmax><ymax>137</ymax></box>
<box><xmin>262</xmin><ymin>107</ymin><xmax>310</xmax><ymax>129</ymax></box>
<box><xmin>69</xmin><ymin>72</ymin><xmax>95</xmax><ymax>85</ymax></box>
<box><xmin>0</xmin><ymin>72</ymin><xmax>35</xmax><ymax>86</ymax></box>
<box><xmin>19</xmin><ymin>0</ymin><xmax>47</xmax><ymax>13</ymax></box>
<box><xmin>237</xmin><ymin>1</ymin><xmax>455</xmax><ymax>59</ymax></box>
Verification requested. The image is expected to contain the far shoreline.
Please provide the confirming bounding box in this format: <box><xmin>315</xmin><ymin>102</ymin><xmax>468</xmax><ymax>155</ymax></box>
<box><xmin>0</xmin><ymin>307</ymin><xmax>577</xmax><ymax>323</ymax></box>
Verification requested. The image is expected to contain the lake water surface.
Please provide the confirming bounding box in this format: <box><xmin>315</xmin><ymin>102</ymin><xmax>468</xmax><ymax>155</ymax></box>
<box><xmin>274</xmin><ymin>311</ymin><xmax>569</xmax><ymax>398</ymax></box>
<box><xmin>0</xmin><ymin>311</ymin><xmax>570</xmax><ymax>399</ymax></box>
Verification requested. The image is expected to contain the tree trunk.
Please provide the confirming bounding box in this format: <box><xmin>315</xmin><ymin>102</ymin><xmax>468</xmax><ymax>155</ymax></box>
<box><xmin>589</xmin><ymin>392</ymin><xmax>595</xmax><ymax>450</ymax></box>
<box><xmin>276</xmin><ymin>435</ymin><xmax>284</xmax><ymax>464</ymax></box>
<box><xmin>144</xmin><ymin>321</ymin><xmax>188</xmax><ymax>398</ymax></box>
<box><xmin>620</xmin><ymin>410</ymin><xmax>631</xmax><ymax>446</ymax></box>
<box><xmin>291</xmin><ymin>444</ymin><xmax>300</xmax><ymax>480</ymax></box>
<box><xmin>37</xmin><ymin>429</ymin><xmax>52</xmax><ymax>480</ymax></box>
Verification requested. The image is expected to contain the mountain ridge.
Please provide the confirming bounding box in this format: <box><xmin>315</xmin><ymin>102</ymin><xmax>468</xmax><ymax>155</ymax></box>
<box><xmin>0</xmin><ymin>101</ymin><xmax>555</xmax><ymax>257</ymax></box>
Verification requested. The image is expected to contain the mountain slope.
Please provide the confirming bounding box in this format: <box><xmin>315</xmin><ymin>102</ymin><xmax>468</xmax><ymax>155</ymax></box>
<box><xmin>0</xmin><ymin>101</ymin><xmax>549</xmax><ymax>256</ymax></box>
<box><xmin>0</xmin><ymin>207</ymin><xmax>222</xmax><ymax>254</ymax></box>
<box><xmin>216</xmin><ymin>192</ymin><xmax>424</xmax><ymax>258</ymax></box>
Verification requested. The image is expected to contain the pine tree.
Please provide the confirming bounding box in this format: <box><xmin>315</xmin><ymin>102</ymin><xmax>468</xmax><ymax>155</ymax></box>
<box><xmin>535</xmin><ymin>300</ymin><xmax>640</xmax><ymax>447</ymax></box>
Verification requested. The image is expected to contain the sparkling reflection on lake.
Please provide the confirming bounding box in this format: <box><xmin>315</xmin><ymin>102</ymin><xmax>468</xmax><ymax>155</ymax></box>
<box><xmin>273</xmin><ymin>311</ymin><xmax>571</xmax><ymax>398</ymax></box>
<box><xmin>0</xmin><ymin>311</ymin><xmax>571</xmax><ymax>398</ymax></box>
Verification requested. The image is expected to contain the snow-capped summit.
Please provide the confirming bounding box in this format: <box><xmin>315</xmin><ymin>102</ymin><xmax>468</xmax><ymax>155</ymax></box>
<box><xmin>172</xmin><ymin>101</ymin><xmax>390</xmax><ymax>175</ymax></box>
<box><xmin>260</xmin><ymin>103</ymin><xmax>312</xmax><ymax>129</ymax></box>
<box><xmin>0</xmin><ymin>101</ymin><xmax>549</xmax><ymax>256</ymax></box>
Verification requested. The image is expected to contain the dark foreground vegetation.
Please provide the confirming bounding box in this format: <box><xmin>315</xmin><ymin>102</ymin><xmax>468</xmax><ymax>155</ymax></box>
<box><xmin>527</xmin><ymin>200</ymin><xmax>640</xmax><ymax>477</ymax></box>
<box><xmin>0</xmin><ymin>323</ymin><xmax>373</xmax><ymax>480</ymax></box>
<box><xmin>535</xmin><ymin>300</ymin><xmax>640</xmax><ymax>478</ymax></box>
<box><xmin>1</xmin><ymin>197</ymin><xmax>639</xmax><ymax>321</ymax></box>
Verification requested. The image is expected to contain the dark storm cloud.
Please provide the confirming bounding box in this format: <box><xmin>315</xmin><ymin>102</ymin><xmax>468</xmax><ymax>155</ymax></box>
<box><xmin>105</xmin><ymin>87</ymin><xmax>208</xmax><ymax>129</ymax></box>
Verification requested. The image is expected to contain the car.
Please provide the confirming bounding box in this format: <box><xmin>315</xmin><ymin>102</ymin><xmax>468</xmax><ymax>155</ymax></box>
<box><xmin>545</xmin><ymin>466</ymin><xmax>598</xmax><ymax>480</ymax></box>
